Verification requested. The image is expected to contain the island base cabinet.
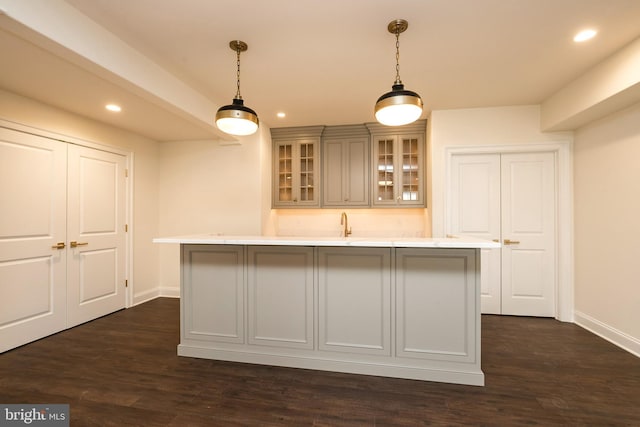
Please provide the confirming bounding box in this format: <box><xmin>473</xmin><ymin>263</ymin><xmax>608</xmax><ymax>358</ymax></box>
<box><xmin>178</xmin><ymin>244</ymin><xmax>484</xmax><ymax>386</ymax></box>
<box><xmin>181</xmin><ymin>245</ymin><xmax>245</xmax><ymax>344</ymax></box>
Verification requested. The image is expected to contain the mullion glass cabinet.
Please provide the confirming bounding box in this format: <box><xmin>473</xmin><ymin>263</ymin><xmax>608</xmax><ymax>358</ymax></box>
<box><xmin>368</xmin><ymin>121</ymin><xmax>425</xmax><ymax>207</ymax></box>
<box><xmin>272</xmin><ymin>126</ymin><xmax>324</xmax><ymax>208</ymax></box>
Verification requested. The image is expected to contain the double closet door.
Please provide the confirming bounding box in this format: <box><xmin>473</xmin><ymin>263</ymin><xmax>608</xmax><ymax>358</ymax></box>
<box><xmin>0</xmin><ymin>128</ymin><xmax>127</xmax><ymax>353</ymax></box>
<box><xmin>449</xmin><ymin>152</ymin><xmax>556</xmax><ymax>317</ymax></box>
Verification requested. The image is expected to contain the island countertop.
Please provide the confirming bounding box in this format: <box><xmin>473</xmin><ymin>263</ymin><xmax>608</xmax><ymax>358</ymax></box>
<box><xmin>153</xmin><ymin>234</ymin><xmax>500</xmax><ymax>249</ymax></box>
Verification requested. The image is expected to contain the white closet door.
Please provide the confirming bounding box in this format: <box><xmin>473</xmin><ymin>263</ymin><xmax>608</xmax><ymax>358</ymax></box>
<box><xmin>449</xmin><ymin>151</ymin><xmax>556</xmax><ymax>317</ymax></box>
<box><xmin>66</xmin><ymin>144</ymin><xmax>127</xmax><ymax>327</ymax></box>
<box><xmin>501</xmin><ymin>152</ymin><xmax>556</xmax><ymax>316</ymax></box>
<box><xmin>450</xmin><ymin>154</ymin><xmax>502</xmax><ymax>314</ymax></box>
<box><xmin>0</xmin><ymin>128</ymin><xmax>67</xmax><ymax>353</ymax></box>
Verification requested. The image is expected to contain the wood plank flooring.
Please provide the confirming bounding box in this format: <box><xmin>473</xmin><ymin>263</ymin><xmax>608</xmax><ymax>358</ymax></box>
<box><xmin>1</xmin><ymin>298</ymin><xmax>639</xmax><ymax>426</ymax></box>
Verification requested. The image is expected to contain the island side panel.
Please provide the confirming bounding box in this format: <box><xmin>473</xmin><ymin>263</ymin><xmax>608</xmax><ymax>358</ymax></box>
<box><xmin>181</xmin><ymin>244</ymin><xmax>245</xmax><ymax>345</ymax></box>
<box><xmin>395</xmin><ymin>248</ymin><xmax>479</xmax><ymax>366</ymax></box>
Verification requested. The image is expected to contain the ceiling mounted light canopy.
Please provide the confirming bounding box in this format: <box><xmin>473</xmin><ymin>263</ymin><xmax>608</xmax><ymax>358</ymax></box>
<box><xmin>374</xmin><ymin>19</ymin><xmax>423</xmax><ymax>126</ymax></box>
<box><xmin>215</xmin><ymin>40</ymin><xmax>259</xmax><ymax>136</ymax></box>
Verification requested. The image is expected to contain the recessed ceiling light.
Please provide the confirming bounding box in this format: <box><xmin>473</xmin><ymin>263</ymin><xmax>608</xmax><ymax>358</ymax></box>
<box><xmin>105</xmin><ymin>104</ymin><xmax>122</xmax><ymax>112</ymax></box>
<box><xmin>277</xmin><ymin>112</ymin><xmax>286</xmax><ymax>118</ymax></box>
<box><xmin>574</xmin><ymin>29</ymin><xmax>597</xmax><ymax>43</ymax></box>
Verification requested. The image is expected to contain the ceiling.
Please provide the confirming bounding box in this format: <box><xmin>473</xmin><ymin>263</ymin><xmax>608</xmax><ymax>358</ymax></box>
<box><xmin>2</xmin><ymin>0</ymin><xmax>640</xmax><ymax>141</ymax></box>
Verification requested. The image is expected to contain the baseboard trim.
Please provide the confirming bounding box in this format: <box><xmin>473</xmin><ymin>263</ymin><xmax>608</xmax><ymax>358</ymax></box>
<box><xmin>132</xmin><ymin>289</ymin><xmax>161</xmax><ymax>306</ymax></box>
<box><xmin>159</xmin><ymin>287</ymin><xmax>180</xmax><ymax>298</ymax></box>
<box><xmin>574</xmin><ymin>311</ymin><xmax>640</xmax><ymax>358</ymax></box>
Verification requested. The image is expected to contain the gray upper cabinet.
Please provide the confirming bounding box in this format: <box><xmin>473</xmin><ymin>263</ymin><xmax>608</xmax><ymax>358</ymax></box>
<box><xmin>366</xmin><ymin>120</ymin><xmax>426</xmax><ymax>207</ymax></box>
<box><xmin>272</xmin><ymin>120</ymin><xmax>426</xmax><ymax>209</ymax></box>
<box><xmin>322</xmin><ymin>125</ymin><xmax>370</xmax><ymax>207</ymax></box>
<box><xmin>271</xmin><ymin>126</ymin><xmax>324</xmax><ymax>208</ymax></box>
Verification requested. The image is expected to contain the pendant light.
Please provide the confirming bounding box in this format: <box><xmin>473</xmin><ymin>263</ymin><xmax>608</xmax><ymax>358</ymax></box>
<box><xmin>215</xmin><ymin>40</ymin><xmax>259</xmax><ymax>136</ymax></box>
<box><xmin>374</xmin><ymin>19</ymin><xmax>423</xmax><ymax>126</ymax></box>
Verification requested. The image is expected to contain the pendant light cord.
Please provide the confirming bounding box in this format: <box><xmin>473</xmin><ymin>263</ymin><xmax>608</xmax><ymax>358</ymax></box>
<box><xmin>235</xmin><ymin>46</ymin><xmax>242</xmax><ymax>100</ymax></box>
<box><xmin>394</xmin><ymin>25</ymin><xmax>402</xmax><ymax>85</ymax></box>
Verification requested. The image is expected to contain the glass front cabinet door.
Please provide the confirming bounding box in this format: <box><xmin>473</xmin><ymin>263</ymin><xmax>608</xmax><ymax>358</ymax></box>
<box><xmin>368</xmin><ymin>121</ymin><xmax>426</xmax><ymax>207</ymax></box>
<box><xmin>271</xmin><ymin>126</ymin><xmax>324</xmax><ymax>208</ymax></box>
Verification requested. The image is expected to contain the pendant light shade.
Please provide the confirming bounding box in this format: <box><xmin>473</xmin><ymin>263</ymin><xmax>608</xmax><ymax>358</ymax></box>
<box><xmin>375</xmin><ymin>84</ymin><xmax>423</xmax><ymax>126</ymax></box>
<box><xmin>216</xmin><ymin>98</ymin><xmax>259</xmax><ymax>136</ymax></box>
<box><xmin>374</xmin><ymin>20</ymin><xmax>423</xmax><ymax>126</ymax></box>
<box><xmin>215</xmin><ymin>40</ymin><xmax>259</xmax><ymax>136</ymax></box>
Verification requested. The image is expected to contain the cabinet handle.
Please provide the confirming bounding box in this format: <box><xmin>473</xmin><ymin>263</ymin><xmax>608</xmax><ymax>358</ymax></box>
<box><xmin>504</xmin><ymin>239</ymin><xmax>520</xmax><ymax>245</ymax></box>
<box><xmin>70</xmin><ymin>241</ymin><xmax>88</xmax><ymax>248</ymax></box>
<box><xmin>51</xmin><ymin>242</ymin><xmax>66</xmax><ymax>250</ymax></box>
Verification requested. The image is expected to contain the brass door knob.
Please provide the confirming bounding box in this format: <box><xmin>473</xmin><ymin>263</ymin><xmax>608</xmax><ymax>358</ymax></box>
<box><xmin>51</xmin><ymin>242</ymin><xmax>66</xmax><ymax>249</ymax></box>
<box><xmin>70</xmin><ymin>241</ymin><xmax>89</xmax><ymax>248</ymax></box>
<box><xmin>504</xmin><ymin>239</ymin><xmax>521</xmax><ymax>245</ymax></box>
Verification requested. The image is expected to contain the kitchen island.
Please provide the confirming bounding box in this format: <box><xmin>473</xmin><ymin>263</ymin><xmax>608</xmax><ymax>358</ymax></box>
<box><xmin>153</xmin><ymin>235</ymin><xmax>499</xmax><ymax>386</ymax></box>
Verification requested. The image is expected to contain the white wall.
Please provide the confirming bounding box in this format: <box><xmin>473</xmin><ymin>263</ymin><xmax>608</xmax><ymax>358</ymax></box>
<box><xmin>156</xmin><ymin>128</ymin><xmax>266</xmax><ymax>295</ymax></box>
<box><xmin>573</xmin><ymin>102</ymin><xmax>640</xmax><ymax>355</ymax></box>
<box><xmin>0</xmin><ymin>89</ymin><xmax>161</xmax><ymax>305</ymax></box>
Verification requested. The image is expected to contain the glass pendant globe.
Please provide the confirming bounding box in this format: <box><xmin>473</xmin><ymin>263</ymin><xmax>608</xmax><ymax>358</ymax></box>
<box><xmin>215</xmin><ymin>117</ymin><xmax>258</xmax><ymax>136</ymax></box>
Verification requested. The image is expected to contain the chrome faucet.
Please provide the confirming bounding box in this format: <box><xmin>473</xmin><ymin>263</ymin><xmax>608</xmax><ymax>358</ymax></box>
<box><xmin>340</xmin><ymin>212</ymin><xmax>352</xmax><ymax>237</ymax></box>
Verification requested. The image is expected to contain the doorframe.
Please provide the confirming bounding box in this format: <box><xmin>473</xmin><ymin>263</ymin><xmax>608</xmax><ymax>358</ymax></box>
<box><xmin>0</xmin><ymin>118</ymin><xmax>134</xmax><ymax>308</ymax></box>
<box><xmin>442</xmin><ymin>142</ymin><xmax>573</xmax><ymax>322</ymax></box>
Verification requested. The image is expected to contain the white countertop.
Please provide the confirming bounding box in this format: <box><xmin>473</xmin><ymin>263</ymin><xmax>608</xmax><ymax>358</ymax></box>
<box><xmin>153</xmin><ymin>234</ymin><xmax>500</xmax><ymax>249</ymax></box>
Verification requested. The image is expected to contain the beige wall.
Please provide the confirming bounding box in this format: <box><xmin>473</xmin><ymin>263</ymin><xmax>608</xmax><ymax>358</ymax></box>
<box><xmin>156</xmin><ymin>129</ymin><xmax>266</xmax><ymax>294</ymax></box>
<box><xmin>574</xmin><ymin>102</ymin><xmax>640</xmax><ymax>350</ymax></box>
<box><xmin>0</xmin><ymin>89</ymin><xmax>160</xmax><ymax>304</ymax></box>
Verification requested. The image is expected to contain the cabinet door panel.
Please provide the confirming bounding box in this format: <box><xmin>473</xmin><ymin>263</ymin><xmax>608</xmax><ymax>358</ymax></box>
<box><xmin>371</xmin><ymin>130</ymin><xmax>425</xmax><ymax>207</ymax></box>
<box><xmin>345</xmin><ymin>139</ymin><xmax>368</xmax><ymax>205</ymax></box>
<box><xmin>318</xmin><ymin>247</ymin><xmax>391</xmax><ymax>355</ymax></box>
<box><xmin>248</xmin><ymin>246</ymin><xmax>314</xmax><ymax>349</ymax></box>
<box><xmin>276</xmin><ymin>142</ymin><xmax>294</xmax><ymax>203</ymax></box>
<box><xmin>322</xmin><ymin>138</ymin><xmax>369</xmax><ymax>207</ymax></box>
<box><xmin>271</xmin><ymin>127</ymin><xmax>324</xmax><ymax>208</ymax></box>
<box><xmin>182</xmin><ymin>245</ymin><xmax>244</xmax><ymax>344</ymax></box>
<box><xmin>323</xmin><ymin>140</ymin><xmax>343</xmax><ymax>205</ymax></box>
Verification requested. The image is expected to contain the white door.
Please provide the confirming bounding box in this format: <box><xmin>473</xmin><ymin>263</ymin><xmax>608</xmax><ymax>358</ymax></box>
<box><xmin>500</xmin><ymin>153</ymin><xmax>555</xmax><ymax>316</ymax></box>
<box><xmin>0</xmin><ymin>128</ymin><xmax>67</xmax><ymax>353</ymax></box>
<box><xmin>450</xmin><ymin>154</ymin><xmax>502</xmax><ymax>314</ymax></box>
<box><xmin>66</xmin><ymin>144</ymin><xmax>127</xmax><ymax>327</ymax></box>
<box><xmin>449</xmin><ymin>152</ymin><xmax>556</xmax><ymax>317</ymax></box>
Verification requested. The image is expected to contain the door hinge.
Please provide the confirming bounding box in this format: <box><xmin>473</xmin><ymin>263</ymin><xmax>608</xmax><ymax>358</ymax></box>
<box><xmin>125</xmin><ymin>279</ymin><xmax>128</xmax><ymax>288</ymax></box>
<box><xmin>125</xmin><ymin>168</ymin><xmax>129</xmax><ymax>178</ymax></box>
<box><xmin>125</xmin><ymin>224</ymin><xmax>128</xmax><ymax>232</ymax></box>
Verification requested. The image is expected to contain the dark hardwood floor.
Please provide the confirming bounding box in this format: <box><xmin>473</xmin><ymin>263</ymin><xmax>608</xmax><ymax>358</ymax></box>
<box><xmin>1</xmin><ymin>298</ymin><xmax>638</xmax><ymax>426</ymax></box>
